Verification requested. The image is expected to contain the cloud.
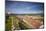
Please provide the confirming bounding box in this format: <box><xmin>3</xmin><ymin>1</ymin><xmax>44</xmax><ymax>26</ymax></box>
<box><xmin>7</xmin><ymin>10</ymin><xmax>43</xmax><ymax>14</ymax></box>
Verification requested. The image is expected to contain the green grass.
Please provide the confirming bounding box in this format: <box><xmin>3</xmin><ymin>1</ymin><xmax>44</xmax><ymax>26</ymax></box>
<box><xmin>5</xmin><ymin>16</ymin><xmax>12</xmax><ymax>31</ymax></box>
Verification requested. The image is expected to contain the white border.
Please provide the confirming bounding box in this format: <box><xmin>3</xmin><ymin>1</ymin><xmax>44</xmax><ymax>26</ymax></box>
<box><xmin>7</xmin><ymin>0</ymin><xmax>44</xmax><ymax>2</ymax></box>
<box><xmin>0</xmin><ymin>0</ymin><xmax>45</xmax><ymax>31</ymax></box>
<box><xmin>0</xmin><ymin>0</ymin><xmax>5</xmax><ymax>31</ymax></box>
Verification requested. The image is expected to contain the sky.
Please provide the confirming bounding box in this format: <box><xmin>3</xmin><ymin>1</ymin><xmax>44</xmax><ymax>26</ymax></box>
<box><xmin>5</xmin><ymin>1</ymin><xmax>44</xmax><ymax>14</ymax></box>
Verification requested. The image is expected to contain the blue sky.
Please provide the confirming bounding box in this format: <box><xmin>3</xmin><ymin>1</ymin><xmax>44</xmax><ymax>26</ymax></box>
<box><xmin>6</xmin><ymin>1</ymin><xmax>44</xmax><ymax>14</ymax></box>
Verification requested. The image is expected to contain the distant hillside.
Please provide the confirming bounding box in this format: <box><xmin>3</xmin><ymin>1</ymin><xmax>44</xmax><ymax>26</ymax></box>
<box><xmin>5</xmin><ymin>13</ymin><xmax>44</xmax><ymax>17</ymax></box>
